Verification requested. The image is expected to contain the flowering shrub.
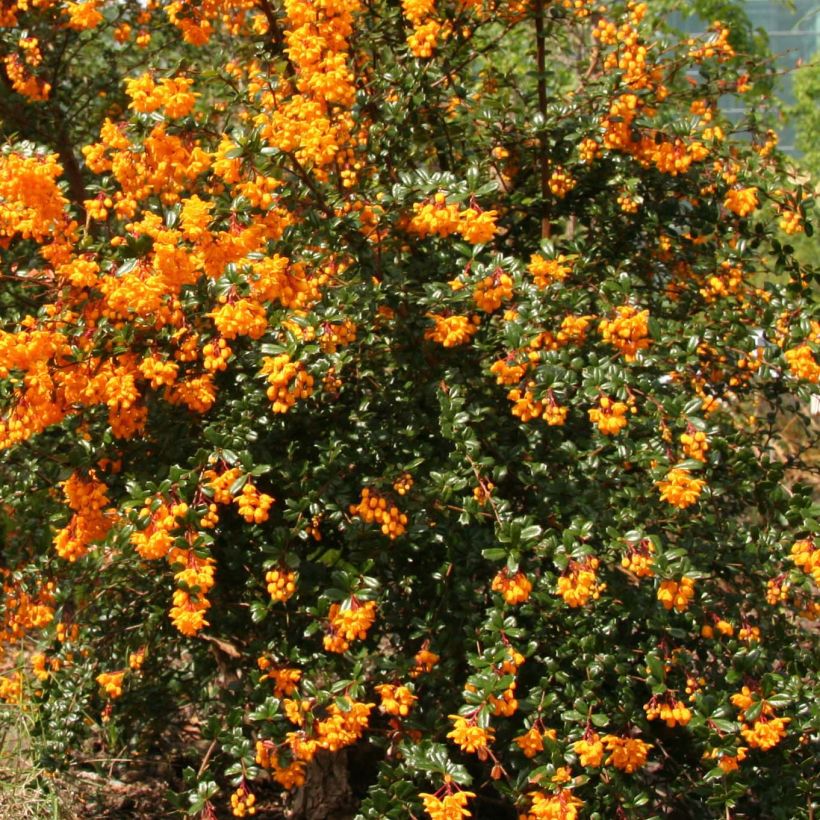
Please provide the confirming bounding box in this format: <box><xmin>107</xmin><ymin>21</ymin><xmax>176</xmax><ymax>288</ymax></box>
<box><xmin>0</xmin><ymin>0</ymin><xmax>817</xmax><ymax>817</ymax></box>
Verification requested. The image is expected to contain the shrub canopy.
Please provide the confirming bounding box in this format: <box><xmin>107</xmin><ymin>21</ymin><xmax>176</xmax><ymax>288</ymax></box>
<box><xmin>0</xmin><ymin>0</ymin><xmax>817</xmax><ymax>817</ymax></box>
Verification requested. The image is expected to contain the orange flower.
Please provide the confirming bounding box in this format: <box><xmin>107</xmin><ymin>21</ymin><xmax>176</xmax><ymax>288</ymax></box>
<box><xmin>657</xmin><ymin>468</ymin><xmax>705</xmax><ymax>509</ymax></box>
<box><xmin>601</xmin><ymin>734</ymin><xmax>652</xmax><ymax>772</ymax></box>
<box><xmin>491</xmin><ymin>569</ymin><xmax>533</xmax><ymax>604</ymax></box>
<box><xmin>657</xmin><ymin>576</ymin><xmax>696</xmax><ymax>612</ymax></box>
<box><xmin>419</xmin><ymin>787</ymin><xmax>476</xmax><ymax>819</ymax></box>
<box><xmin>723</xmin><ymin>187</ymin><xmax>758</xmax><ymax>217</ymax></box>
<box><xmin>447</xmin><ymin>714</ymin><xmax>494</xmax><ymax>756</ymax></box>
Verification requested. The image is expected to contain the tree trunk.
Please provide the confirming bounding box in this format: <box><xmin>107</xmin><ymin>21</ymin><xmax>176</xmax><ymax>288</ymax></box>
<box><xmin>288</xmin><ymin>750</ymin><xmax>355</xmax><ymax>820</ymax></box>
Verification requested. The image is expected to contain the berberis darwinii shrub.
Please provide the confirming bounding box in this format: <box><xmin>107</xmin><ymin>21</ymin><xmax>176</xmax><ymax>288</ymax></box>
<box><xmin>0</xmin><ymin>0</ymin><xmax>817</xmax><ymax>817</ymax></box>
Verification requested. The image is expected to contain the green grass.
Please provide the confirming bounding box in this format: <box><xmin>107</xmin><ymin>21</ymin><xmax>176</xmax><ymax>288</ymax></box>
<box><xmin>0</xmin><ymin>696</ymin><xmax>64</xmax><ymax>820</ymax></box>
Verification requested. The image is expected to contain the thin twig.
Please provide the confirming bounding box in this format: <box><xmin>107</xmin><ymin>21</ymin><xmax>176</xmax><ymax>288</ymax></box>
<box><xmin>534</xmin><ymin>0</ymin><xmax>551</xmax><ymax>239</ymax></box>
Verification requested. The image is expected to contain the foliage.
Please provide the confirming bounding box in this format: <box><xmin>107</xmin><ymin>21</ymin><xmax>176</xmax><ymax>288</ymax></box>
<box><xmin>791</xmin><ymin>51</ymin><xmax>820</xmax><ymax>179</ymax></box>
<box><xmin>0</xmin><ymin>0</ymin><xmax>818</xmax><ymax>818</ymax></box>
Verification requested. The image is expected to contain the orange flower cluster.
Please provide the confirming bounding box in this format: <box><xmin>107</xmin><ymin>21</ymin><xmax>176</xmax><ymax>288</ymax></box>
<box><xmin>527</xmin><ymin>253</ymin><xmax>573</xmax><ymax>287</ymax></box>
<box><xmin>644</xmin><ymin>695</ymin><xmax>692</xmax><ymax>727</ymax></box>
<box><xmin>687</xmin><ymin>21</ymin><xmax>736</xmax><ymax>62</ymax></box>
<box><xmin>266</xmin><ymin>568</ymin><xmax>297</xmax><ymax>602</ymax></box>
<box><xmin>490</xmin><ymin>357</ymin><xmax>527</xmax><ymax>386</ymax></box>
<box><xmin>447</xmin><ymin>713</ymin><xmax>494</xmax><ymax>758</ymax></box>
<box><xmin>375</xmin><ymin>683</ymin><xmax>416</xmax><ymax>716</ymax></box>
<box><xmin>547</xmin><ymin>167</ymin><xmax>576</xmax><ymax>198</ymax></box>
<box><xmin>257</xmin><ymin>658</ymin><xmax>302</xmax><ymax>696</ymax></box>
<box><xmin>3</xmin><ymin>53</ymin><xmax>50</xmax><ymax>100</ymax></box>
<box><xmin>255</xmin><ymin>738</ymin><xmax>306</xmax><ymax>789</ymax></box>
<box><xmin>408</xmin><ymin>195</ymin><xmax>499</xmax><ymax>244</ymax></box>
<box><xmin>235</xmin><ymin>481</ymin><xmax>274</xmax><ymax>524</ymax></box>
<box><xmin>556</xmin><ymin>557</ymin><xmax>605</xmax><ymax>607</ymax></box>
<box><xmin>700</xmin><ymin>260</ymin><xmax>746</xmax><ymax>302</ymax></box>
<box><xmin>320</xmin><ymin>320</ymin><xmax>357</xmax><ymax>353</ymax></box>
<box><xmin>323</xmin><ymin>599</ymin><xmax>377</xmax><ymax>652</ymax></box>
<box><xmin>0</xmin><ymin>575</ymin><xmax>55</xmax><ymax>655</ymax></box>
<box><xmin>425</xmin><ymin>314</ymin><xmax>480</xmax><ymax>347</ymax></box>
<box><xmin>83</xmin><ymin>117</ymin><xmax>211</xmax><ymax>210</ymax></box>
<box><xmin>260</xmin><ymin>354</ymin><xmax>314</xmax><ymax>413</ymax></box>
<box><xmin>209</xmin><ymin>299</ymin><xmax>268</xmax><ymax>340</ymax></box>
<box><xmin>204</xmin><ymin>466</ymin><xmax>242</xmax><ymax>504</ymax></box>
<box><xmin>419</xmin><ymin>784</ymin><xmax>475</xmax><ymax>820</ymax></box>
<box><xmin>790</xmin><ymin>538</ymin><xmax>819</xmax><ymax>584</ymax></box>
<box><xmin>524</xmin><ymin>790</ymin><xmax>583</xmax><ymax>820</ymax></box>
<box><xmin>53</xmin><ymin>471</ymin><xmax>117</xmax><ymax>562</ymax></box>
<box><xmin>96</xmin><ymin>670</ymin><xmax>125</xmax><ymax>699</ymax></box>
<box><xmin>621</xmin><ymin>539</ymin><xmax>655</xmax><ymax>578</ymax></box>
<box><xmin>573</xmin><ymin>732</ymin><xmax>604</xmax><ymax>767</ymax></box>
<box><xmin>129</xmin><ymin>648</ymin><xmax>146</xmax><ymax>671</ymax></box>
<box><xmin>740</xmin><ymin>716</ymin><xmax>790</xmax><ymax>751</ymax></box>
<box><xmin>765</xmin><ymin>577</ymin><xmax>790</xmax><ymax>606</ymax></box>
<box><xmin>488</xmin><ymin>645</ymin><xmax>524</xmax><ymax>717</ymax></box>
<box><xmin>731</xmin><ymin>687</ymin><xmax>790</xmax><ymax>751</ymax></box>
<box><xmin>393</xmin><ymin>472</ymin><xmax>414</xmax><ymax>495</ymax></box>
<box><xmin>125</xmin><ymin>74</ymin><xmax>198</xmax><ymax>119</ymax></box>
<box><xmin>784</xmin><ymin>345</ymin><xmax>820</xmax><ymax>383</ymax></box>
<box><xmin>507</xmin><ymin>383</ymin><xmax>567</xmax><ymax>426</ymax></box>
<box><xmin>243</xmin><ymin>0</ymin><xmax>363</xmax><ymax>180</ymax></box>
<box><xmin>403</xmin><ymin>0</ymin><xmax>451</xmax><ymax>59</ymax></box>
<box><xmin>598</xmin><ymin>2</ymin><xmax>655</xmax><ymax>89</ymax></box>
<box><xmin>203</xmin><ymin>338</ymin><xmax>232</xmax><ymax>372</ymax></box>
<box><xmin>680</xmin><ymin>429</ymin><xmax>709</xmax><ymax>461</ymax></box>
<box><xmin>723</xmin><ymin>186</ymin><xmax>758</xmax><ymax>217</ymax></box>
<box><xmin>598</xmin><ymin>305</ymin><xmax>650</xmax><ymax>361</ymax></box>
<box><xmin>779</xmin><ymin>208</ymin><xmax>803</xmax><ymax>235</ymax></box>
<box><xmin>0</xmin><ymin>151</ymin><xmax>70</xmax><ymax>244</ymax></box>
<box><xmin>349</xmin><ymin>487</ymin><xmax>408</xmax><ymax>538</ymax></box>
<box><xmin>31</xmin><ymin>651</ymin><xmax>59</xmax><ymax>682</ymax></box>
<box><xmin>168</xmin><ymin>546</ymin><xmax>216</xmax><ymax>636</ymax></box>
<box><xmin>229</xmin><ymin>783</ymin><xmax>257</xmax><ymax>817</ymax></box>
<box><xmin>130</xmin><ymin>497</ymin><xmax>186</xmax><ymax>560</ymax></box>
<box><xmin>588</xmin><ymin>395</ymin><xmax>631</xmax><ymax>435</ymax></box>
<box><xmin>0</xmin><ymin>671</ymin><xmax>23</xmax><ymax>703</ymax></box>
<box><xmin>491</xmin><ymin>568</ymin><xmax>533</xmax><ymax>605</ymax></box>
<box><xmin>657</xmin><ymin>576</ymin><xmax>696</xmax><ymax>612</ymax></box>
<box><xmin>410</xmin><ymin>647</ymin><xmax>440</xmax><ymax>678</ymax></box>
<box><xmin>657</xmin><ymin>467</ymin><xmax>705</xmax><ymax>509</ymax></box>
<box><xmin>139</xmin><ymin>354</ymin><xmax>180</xmax><ymax>388</ymax></box>
<box><xmin>473</xmin><ymin>270</ymin><xmax>514</xmax><ymax>313</ymax></box>
<box><xmin>473</xmin><ymin>481</ymin><xmax>494</xmax><ymax>506</ymax></box>
<box><xmin>514</xmin><ymin>724</ymin><xmax>556</xmax><ymax>758</ymax></box>
<box><xmin>704</xmin><ymin>746</ymin><xmax>748</xmax><ymax>774</ymax></box>
<box><xmin>280</xmin><ymin>699</ymin><xmax>374</xmax><ymax>766</ymax></box>
<box><xmin>531</xmin><ymin>315</ymin><xmax>594</xmax><ymax>352</ymax></box>
<box><xmin>601</xmin><ymin>734</ymin><xmax>652</xmax><ymax>772</ymax></box>
<box><xmin>701</xmin><ymin>617</ymin><xmax>734</xmax><ymax>638</ymax></box>
<box><xmin>65</xmin><ymin>0</ymin><xmax>103</xmax><ymax>30</ymax></box>
<box><xmin>586</xmin><ymin>10</ymin><xmax>742</xmax><ymax>182</ymax></box>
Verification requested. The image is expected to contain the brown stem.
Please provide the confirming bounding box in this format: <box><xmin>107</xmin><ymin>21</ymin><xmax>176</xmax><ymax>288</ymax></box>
<box><xmin>55</xmin><ymin>126</ymin><xmax>88</xmax><ymax>219</ymax></box>
<box><xmin>534</xmin><ymin>0</ymin><xmax>551</xmax><ymax>239</ymax></box>
<box><xmin>256</xmin><ymin>0</ymin><xmax>296</xmax><ymax>78</ymax></box>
